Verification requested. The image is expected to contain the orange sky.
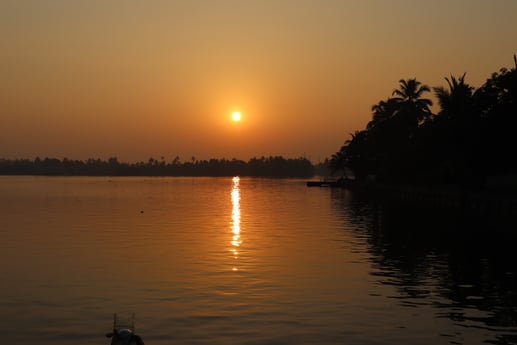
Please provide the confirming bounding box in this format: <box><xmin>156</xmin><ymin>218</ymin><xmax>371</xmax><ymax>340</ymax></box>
<box><xmin>1</xmin><ymin>0</ymin><xmax>516</xmax><ymax>163</ymax></box>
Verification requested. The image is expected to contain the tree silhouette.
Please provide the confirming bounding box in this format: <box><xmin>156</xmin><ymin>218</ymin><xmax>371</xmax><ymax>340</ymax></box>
<box><xmin>0</xmin><ymin>156</ymin><xmax>314</xmax><ymax>178</ymax></box>
<box><xmin>329</xmin><ymin>149</ymin><xmax>347</xmax><ymax>176</ymax></box>
<box><xmin>474</xmin><ymin>61</ymin><xmax>517</xmax><ymax>178</ymax></box>
<box><xmin>433</xmin><ymin>74</ymin><xmax>474</xmax><ymax>122</ymax></box>
<box><xmin>391</xmin><ymin>78</ymin><xmax>433</xmax><ymax>134</ymax></box>
<box><xmin>431</xmin><ymin>74</ymin><xmax>479</xmax><ymax>184</ymax></box>
<box><xmin>329</xmin><ymin>57</ymin><xmax>517</xmax><ymax>186</ymax></box>
<box><xmin>336</xmin><ymin>130</ymin><xmax>375</xmax><ymax>180</ymax></box>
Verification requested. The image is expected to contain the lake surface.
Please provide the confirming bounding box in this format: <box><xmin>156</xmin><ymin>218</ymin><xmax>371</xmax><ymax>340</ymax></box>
<box><xmin>1</xmin><ymin>176</ymin><xmax>516</xmax><ymax>345</ymax></box>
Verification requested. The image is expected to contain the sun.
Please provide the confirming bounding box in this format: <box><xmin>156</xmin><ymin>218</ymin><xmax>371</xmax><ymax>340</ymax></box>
<box><xmin>232</xmin><ymin>111</ymin><xmax>241</xmax><ymax>122</ymax></box>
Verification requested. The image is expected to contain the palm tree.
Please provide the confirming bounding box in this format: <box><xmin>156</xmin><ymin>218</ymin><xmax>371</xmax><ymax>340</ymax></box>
<box><xmin>432</xmin><ymin>74</ymin><xmax>480</xmax><ymax>184</ymax></box>
<box><xmin>329</xmin><ymin>150</ymin><xmax>347</xmax><ymax>176</ymax></box>
<box><xmin>367</xmin><ymin>98</ymin><xmax>398</xmax><ymax>130</ymax></box>
<box><xmin>340</xmin><ymin>130</ymin><xmax>374</xmax><ymax>179</ymax></box>
<box><xmin>392</xmin><ymin>78</ymin><xmax>433</xmax><ymax>130</ymax></box>
<box><xmin>433</xmin><ymin>73</ymin><xmax>474</xmax><ymax>122</ymax></box>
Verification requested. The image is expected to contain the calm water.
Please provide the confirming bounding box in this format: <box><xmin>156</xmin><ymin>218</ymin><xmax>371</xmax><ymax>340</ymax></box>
<box><xmin>1</xmin><ymin>176</ymin><xmax>516</xmax><ymax>345</ymax></box>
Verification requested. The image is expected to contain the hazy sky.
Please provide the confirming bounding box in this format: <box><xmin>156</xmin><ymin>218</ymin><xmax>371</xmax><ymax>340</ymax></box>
<box><xmin>1</xmin><ymin>0</ymin><xmax>516</xmax><ymax>162</ymax></box>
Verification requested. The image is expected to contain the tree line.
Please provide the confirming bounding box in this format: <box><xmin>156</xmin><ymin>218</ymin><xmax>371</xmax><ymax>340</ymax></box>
<box><xmin>329</xmin><ymin>56</ymin><xmax>517</xmax><ymax>188</ymax></box>
<box><xmin>0</xmin><ymin>156</ymin><xmax>314</xmax><ymax>178</ymax></box>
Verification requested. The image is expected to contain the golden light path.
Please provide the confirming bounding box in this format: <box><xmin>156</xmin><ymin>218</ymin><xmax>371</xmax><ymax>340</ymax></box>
<box><xmin>231</xmin><ymin>176</ymin><xmax>241</xmax><ymax>271</ymax></box>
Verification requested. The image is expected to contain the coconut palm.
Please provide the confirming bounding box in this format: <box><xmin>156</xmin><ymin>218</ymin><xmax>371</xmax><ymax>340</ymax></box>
<box><xmin>329</xmin><ymin>150</ymin><xmax>347</xmax><ymax>176</ymax></box>
<box><xmin>338</xmin><ymin>130</ymin><xmax>375</xmax><ymax>179</ymax></box>
<box><xmin>433</xmin><ymin>73</ymin><xmax>474</xmax><ymax>122</ymax></box>
<box><xmin>367</xmin><ymin>98</ymin><xmax>398</xmax><ymax>130</ymax></box>
<box><xmin>392</xmin><ymin>78</ymin><xmax>433</xmax><ymax>130</ymax></box>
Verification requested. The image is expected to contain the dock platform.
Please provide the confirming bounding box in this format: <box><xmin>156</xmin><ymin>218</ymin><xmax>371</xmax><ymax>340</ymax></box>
<box><xmin>306</xmin><ymin>179</ymin><xmax>346</xmax><ymax>187</ymax></box>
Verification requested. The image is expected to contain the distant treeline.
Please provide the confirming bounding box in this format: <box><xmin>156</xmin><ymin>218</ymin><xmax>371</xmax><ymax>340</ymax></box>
<box><xmin>330</xmin><ymin>56</ymin><xmax>517</xmax><ymax>188</ymax></box>
<box><xmin>0</xmin><ymin>156</ymin><xmax>315</xmax><ymax>178</ymax></box>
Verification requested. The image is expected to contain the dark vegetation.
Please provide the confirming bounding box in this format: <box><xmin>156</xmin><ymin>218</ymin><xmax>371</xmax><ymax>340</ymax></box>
<box><xmin>3</xmin><ymin>57</ymin><xmax>516</xmax><ymax>182</ymax></box>
<box><xmin>0</xmin><ymin>156</ymin><xmax>314</xmax><ymax>178</ymax></box>
<box><xmin>330</xmin><ymin>56</ymin><xmax>517</xmax><ymax>189</ymax></box>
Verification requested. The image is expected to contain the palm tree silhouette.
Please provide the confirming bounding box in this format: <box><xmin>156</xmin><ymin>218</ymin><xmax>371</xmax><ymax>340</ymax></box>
<box><xmin>367</xmin><ymin>98</ymin><xmax>398</xmax><ymax>130</ymax></box>
<box><xmin>329</xmin><ymin>150</ymin><xmax>347</xmax><ymax>176</ymax></box>
<box><xmin>433</xmin><ymin>73</ymin><xmax>474</xmax><ymax>123</ymax></box>
<box><xmin>392</xmin><ymin>78</ymin><xmax>433</xmax><ymax>132</ymax></box>
<box><xmin>431</xmin><ymin>74</ymin><xmax>477</xmax><ymax>183</ymax></box>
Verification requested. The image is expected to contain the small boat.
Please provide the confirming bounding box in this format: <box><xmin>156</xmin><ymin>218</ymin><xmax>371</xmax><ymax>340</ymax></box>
<box><xmin>106</xmin><ymin>313</ymin><xmax>145</xmax><ymax>345</ymax></box>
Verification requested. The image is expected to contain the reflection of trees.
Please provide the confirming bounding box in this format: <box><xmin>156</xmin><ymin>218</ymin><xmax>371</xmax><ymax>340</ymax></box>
<box><xmin>330</xmin><ymin>190</ymin><xmax>517</xmax><ymax>344</ymax></box>
<box><xmin>0</xmin><ymin>155</ymin><xmax>314</xmax><ymax>178</ymax></box>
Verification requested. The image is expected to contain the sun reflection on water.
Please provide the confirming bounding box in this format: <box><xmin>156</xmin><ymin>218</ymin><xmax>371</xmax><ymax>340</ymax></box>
<box><xmin>231</xmin><ymin>176</ymin><xmax>241</xmax><ymax>271</ymax></box>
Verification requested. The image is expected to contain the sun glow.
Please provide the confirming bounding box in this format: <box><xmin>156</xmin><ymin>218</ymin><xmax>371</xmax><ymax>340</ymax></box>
<box><xmin>232</xmin><ymin>111</ymin><xmax>241</xmax><ymax>122</ymax></box>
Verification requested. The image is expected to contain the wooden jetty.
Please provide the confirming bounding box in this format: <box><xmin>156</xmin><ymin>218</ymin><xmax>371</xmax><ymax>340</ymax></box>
<box><xmin>307</xmin><ymin>180</ymin><xmax>337</xmax><ymax>187</ymax></box>
<box><xmin>306</xmin><ymin>179</ymin><xmax>348</xmax><ymax>187</ymax></box>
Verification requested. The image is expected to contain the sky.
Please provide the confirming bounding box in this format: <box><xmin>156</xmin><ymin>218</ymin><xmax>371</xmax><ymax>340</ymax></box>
<box><xmin>1</xmin><ymin>0</ymin><xmax>516</xmax><ymax>163</ymax></box>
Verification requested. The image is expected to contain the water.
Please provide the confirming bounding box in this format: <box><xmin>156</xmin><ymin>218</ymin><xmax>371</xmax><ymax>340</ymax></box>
<box><xmin>0</xmin><ymin>176</ymin><xmax>516</xmax><ymax>345</ymax></box>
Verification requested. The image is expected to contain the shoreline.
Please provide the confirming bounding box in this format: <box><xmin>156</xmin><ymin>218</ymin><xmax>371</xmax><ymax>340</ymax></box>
<box><xmin>308</xmin><ymin>178</ymin><xmax>517</xmax><ymax>218</ymax></box>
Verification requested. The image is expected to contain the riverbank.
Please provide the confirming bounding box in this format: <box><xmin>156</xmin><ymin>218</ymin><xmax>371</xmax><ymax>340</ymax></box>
<box><xmin>309</xmin><ymin>178</ymin><xmax>517</xmax><ymax>218</ymax></box>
